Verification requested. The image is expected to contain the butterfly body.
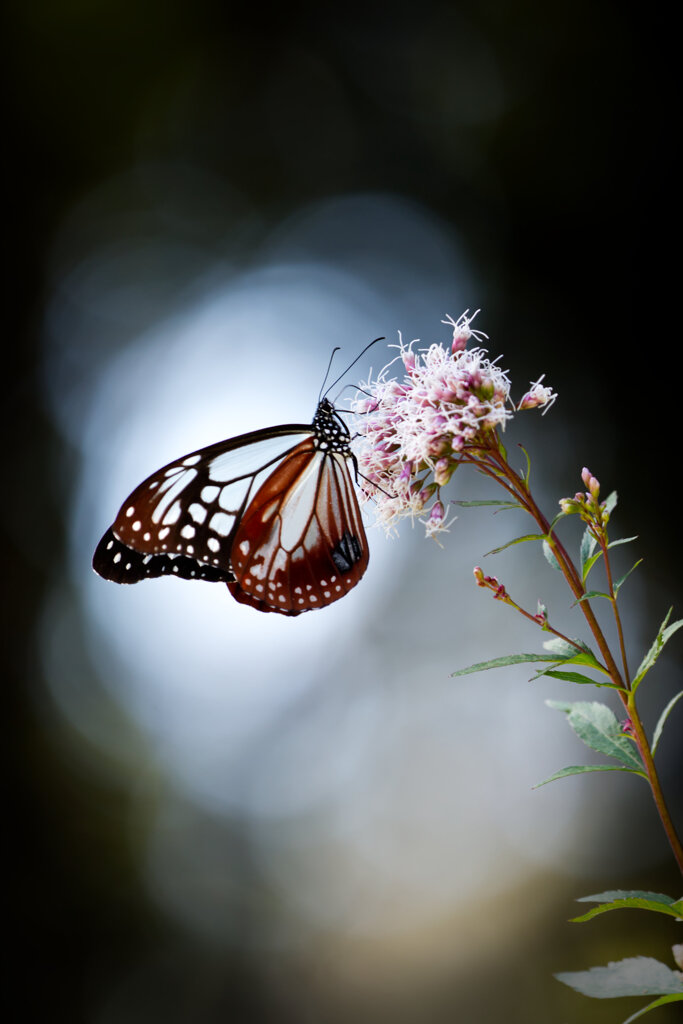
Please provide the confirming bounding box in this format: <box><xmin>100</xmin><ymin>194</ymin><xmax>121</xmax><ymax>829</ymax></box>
<box><xmin>93</xmin><ymin>397</ymin><xmax>369</xmax><ymax>615</ymax></box>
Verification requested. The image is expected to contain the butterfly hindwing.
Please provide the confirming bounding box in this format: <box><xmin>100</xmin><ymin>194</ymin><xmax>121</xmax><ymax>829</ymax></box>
<box><xmin>230</xmin><ymin>438</ymin><xmax>368</xmax><ymax>613</ymax></box>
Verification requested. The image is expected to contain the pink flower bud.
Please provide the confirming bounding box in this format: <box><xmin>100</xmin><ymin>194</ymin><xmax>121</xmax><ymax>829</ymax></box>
<box><xmin>581</xmin><ymin>468</ymin><xmax>600</xmax><ymax>497</ymax></box>
<box><xmin>434</xmin><ymin>457</ymin><xmax>454</xmax><ymax>487</ymax></box>
<box><xmin>398</xmin><ymin>461</ymin><xmax>413</xmax><ymax>483</ymax></box>
<box><xmin>429</xmin><ymin>500</ymin><xmax>445</xmax><ymax>525</ymax></box>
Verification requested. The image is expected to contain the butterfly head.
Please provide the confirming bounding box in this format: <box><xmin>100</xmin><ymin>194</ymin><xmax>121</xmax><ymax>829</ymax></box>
<box><xmin>312</xmin><ymin>397</ymin><xmax>351</xmax><ymax>454</ymax></box>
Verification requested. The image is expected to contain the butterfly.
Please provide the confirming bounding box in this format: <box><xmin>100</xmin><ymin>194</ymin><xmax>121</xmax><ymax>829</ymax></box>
<box><xmin>92</xmin><ymin>342</ymin><xmax>382</xmax><ymax>615</ymax></box>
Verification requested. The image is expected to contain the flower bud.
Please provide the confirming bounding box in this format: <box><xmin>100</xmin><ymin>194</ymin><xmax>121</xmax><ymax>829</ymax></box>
<box><xmin>434</xmin><ymin>457</ymin><xmax>455</xmax><ymax>487</ymax></box>
<box><xmin>429</xmin><ymin>500</ymin><xmax>445</xmax><ymax>524</ymax></box>
<box><xmin>581</xmin><ymin>468</ymin><xmax>600</xmax><ymax>498</ymax></box>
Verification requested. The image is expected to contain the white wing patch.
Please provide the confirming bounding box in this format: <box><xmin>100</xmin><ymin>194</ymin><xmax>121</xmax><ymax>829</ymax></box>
<box><xmin>111</xmin><ymin>431</ymin><xmax>312</xmax><ymax>568</ymax></box>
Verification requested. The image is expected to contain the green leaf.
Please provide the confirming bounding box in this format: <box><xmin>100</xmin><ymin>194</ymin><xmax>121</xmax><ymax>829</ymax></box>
<box><xmin>582</xmin><ymin>550</ymin><xmax>603</xmax><ymax>581</ymax></box>
<box><xmin>451</xmin><ymin>653</ymin><xmax>561</xmax><ymax>678</ymax></box>
<box><xmin>604</xmin><ymin>490</ymin><xmax>618</xmax><ymax>515</ymax></box>
<box><xmin>484</xmin><ymin>533</ymin><xmax>545</xmax><ymax>556</ymax></box>
<box><xmin>575</xmin><ymin>589</ymin><xmax>611</xmax><ymax>603</ymax></box>
<box><xmin>622</xmin><ymin>994</ymin><xmax>683</xmax><ymax>1023</ymax></box>
<box><xmin>555</xmin><ymin>956</ymin><xmax>683</xmax><ymax>998</ymax></box>
<box><xmin>541</xmin><ymin>638</ymin><xmax>606</xmax><ymax>673</ymax></box>
<box><xmin>614</xmin><ymin>559</ymin><xmax>643</xmax><ymax>594</ymax></box>
<box><xmin>533</xmin><ymin>764</ymin><xmax>647</xmax><ymax>788</ymax></box>
<box><xmin>633</xmin><ymin>609</ymin><xmax>683</xmax><ymax>691</ymax></box>
<box><xmin>518</xmin><ymin>444</ymin><xmax>532</xmax><ymax>485</ymax></box>
<box><xmin>577</xmin><ymin>889</ymin><xmax>681</xmax><ymax>904</ymax></box>
<box><xmin>541</xmin><ymin>669</ymin><xmax>607</xmax><ymax>686</ymax></box>
<box><xmin>547</xmin><ymin>510</ymin><xmax>568</xmax><ymax>534</ymax></box>
<box><xmin>652</xmin><ymin>690</ymin><xmax>683</xmax><ymax>754</ymax></box>
<box><xmin>542</xmin><ymin>539</ymin><xmax>562</xmax><ymax>571</ymax></box>
<box><xmin>545</xmin><ymin>700</ymin><xmax>645</xmax><ymax>769</ymax></box>
<box><xmin>580</xmin><ymin>526</ymin><xmax>598</xmax><ymax>578</ymax></box>
<box><xmin>608</xmin><ymin>535</ymin><xmax>638</xmax><ymax>549</ymax></box>
<box><xmin>571</xmin><ymin>891</ymin><xmax>683</xmax><ymax>922</ymax></box>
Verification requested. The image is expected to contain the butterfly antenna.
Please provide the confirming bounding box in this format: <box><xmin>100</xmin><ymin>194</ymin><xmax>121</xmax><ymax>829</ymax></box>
<box><xmin>318</xmin><ymin>347</ymin><xmax>342</xmax><ymax>404</ymax></box>
<box><xmin>322</xmin><ymin>336</ymin><xmax>385</xmax><ymax>399</ymax></box>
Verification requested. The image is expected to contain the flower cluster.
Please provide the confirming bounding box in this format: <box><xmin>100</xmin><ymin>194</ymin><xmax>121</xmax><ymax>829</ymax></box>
<box><xmin>350</xmin><ymin>312</ymin><xmax>556</xmax><ymax>537</ymax></box>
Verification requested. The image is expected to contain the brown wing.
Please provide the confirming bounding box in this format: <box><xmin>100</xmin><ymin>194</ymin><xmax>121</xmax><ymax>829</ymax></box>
<box><xmin>229</xmin><ymin>438</ymin><xmax>369</xmax><ymax>614</ymax></box>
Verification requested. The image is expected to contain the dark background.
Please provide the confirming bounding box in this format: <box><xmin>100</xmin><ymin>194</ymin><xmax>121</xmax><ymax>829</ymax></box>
<box><xmin>6</xmin><ymin>2</ymin><xmax>680</xmax><ymax>1022</ymax></box>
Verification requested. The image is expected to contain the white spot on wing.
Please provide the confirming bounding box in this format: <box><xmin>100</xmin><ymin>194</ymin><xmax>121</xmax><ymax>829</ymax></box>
<box><xmin>209</xmin><ymin>511</ymin><xmax>233</xmax><ymax>536</ymax></box>
<box><xmin>162</xmin><ymin>500</ymin><xmax>182</xmax><ymax>525</ymax></box>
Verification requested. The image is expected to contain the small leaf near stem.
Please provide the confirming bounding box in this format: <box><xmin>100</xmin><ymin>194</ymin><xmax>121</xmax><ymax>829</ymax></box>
<box><xmin>652</xmin><ymin>690</ymin><xmax>683</xmax><ymax>755</ymax></box>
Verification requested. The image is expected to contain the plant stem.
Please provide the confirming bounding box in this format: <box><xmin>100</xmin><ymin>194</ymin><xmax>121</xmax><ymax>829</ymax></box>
<box><xmin>624</xmin><ymin>691</ymin><xmax>683</xmax><ymax>876</ymax></box>
<box><xmin>475</xmin><ymin>438</ymin><xmax>683</xmax><ymax>875</ymax></box>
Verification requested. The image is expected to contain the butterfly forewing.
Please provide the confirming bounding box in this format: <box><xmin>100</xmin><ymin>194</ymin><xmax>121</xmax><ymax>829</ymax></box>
<box><xmin>93</xmin><ymin>528</ymin><xmax>237</xmax><ymax>584</ymax></box>
<box><xmin>93</xmin><ymin>428</ymin><xmax>313</xmax><ymax>584</ymax></box>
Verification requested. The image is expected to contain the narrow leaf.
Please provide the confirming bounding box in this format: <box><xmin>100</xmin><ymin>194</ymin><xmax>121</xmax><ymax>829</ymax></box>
<box><xmin>545</xmin><ymin>700</ymin><xmax>645</xmax><ymax>769</ymax></box>
<box><xmin>533</xmin><ymin>764</ymin><xmax>647</xmax><ymax>788</ymax></box>
<box><xmin>541</xmin><ymin>669</ymin><xmax>605</xmax><ymax>685</ymax></box>
<box><xmin>571</xmin><ymin>892</ymin><xmax>683</xmax><ymax>923</ymax></box>
<box><xmin>580</xmin><ymin>526</ymin><xmax>598</xmax><ymax>577</ymax></box>
<box><xmin>652</xmin><ymin>690</ymin><xmax>683</xmax><ymax>754</ymax></box>
<box><xmin>622</xmin><ymin>994</ymin><xmax>683</xmax><ymax>1023</ymax></box>
<box><xmin>451</xmin><ymin>653</ymin><xmax>561</xmax><ymax>677</ymax></box>
<box><xmin>518</xmin><ymin>444</ymin><xmax>531</xmax><ymax>485</ymax></box>
<box><xmin>633</xmin><ymin>609</ymin><xmax>683</xmax><ymax>690</ymax></box>
<box><xmin>547</xmin><ymin>511</ymin><xmax>568</xmax><ymax>534</ymax></box>
<box><xmin>604</xmin><ymin>490</ymin><xmax>618</xmax><ymax>515</ymax></box>
<box><xmin>576</xmin><ymin>590</ymin><xmax>611</xmax><ymax>603</ymax></box>
<box><xmin>484</xmin><ymin>533</ymin><xmax>545</xmax><ymax>556</ymax></box>
<box><xmin>582</xmin><ymin>550</ymin><xmax>603</xmax><ymax>581</ymax></box>
<box><xmin>608</xmin><ymin>535</ymin><xmax>639</xmax><ymax>549</ymax></box>
<box><xmin>577</xmin><ymin>890</ymin><xmax>681</xmax><ymax>904</ymax></box>
<box><xmin>614</xmin><ymin>559</ymin><xmax>643</xmax><ymax>594</ymax></box>
<box><xmin>538</xmin><ymin>668</ymin><xmax>620</xmax><ymax>689</ymax></box>
<box><xmin>555</xmin><ymin>956</ymin><xmax>683</xmax><ymax>998</ymax></box>
<box><xmin>542</xmin><ymin>539</ymin><xmax>562</xmax><ymax>571</ymax></box>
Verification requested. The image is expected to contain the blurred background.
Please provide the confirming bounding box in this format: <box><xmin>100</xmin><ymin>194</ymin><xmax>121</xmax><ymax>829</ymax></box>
<box><xmin>7</xmin><ymin>2</ymin><xmax>681</xmax><ymax>1022</ymax></box>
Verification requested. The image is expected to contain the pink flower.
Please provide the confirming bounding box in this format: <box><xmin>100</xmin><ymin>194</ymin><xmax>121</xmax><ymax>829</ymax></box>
<box><xmin>350</xmin><ymin>312</ymin><xmax>555</xmax><ymax>538</ymax></box>
<box><xmin>517</xmin><ymin>375</ymin><xmax>557</xmax><ymax>413</ymax></box>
